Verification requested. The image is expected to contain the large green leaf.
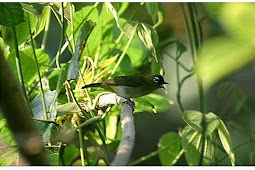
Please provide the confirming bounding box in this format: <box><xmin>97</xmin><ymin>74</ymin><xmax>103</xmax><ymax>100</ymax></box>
<box><xmin>0</xmin><ymin>3</ymin><xmax>24</xmax><ymax>27</ymax></box>
<box><xmin>181</xmin><ymin>126</ymin><xmax>216</xmax><ymax>165</ymax></box>
<box><xmin>66</xmin><ymin>5</ymin><xmax>98</xmax><ymax>54</ymax></box>
<box><xmin>31</xmin><ymin>90</ymin><xmax>56</xmax><ymax>142</ymax></box>
<box><xmin>158</xmin><ymin>132</ymin><xmax>181</xmax><ymax>166</ymax></box>
<box><xmin>220</xmin><ymin>3</ymin><xmax>255</xmax><ymax>42</ymax></box>
<box><xmin>2</xmin><ymin>11</ymin><xmax>37</xmax><ymax>50</ymax></box>
<box><xmin>7</xmin><ymin>48</ymin><xmax>50</xmax><ymax>86</ymax></box>
<box><xmin>182</xmin><ymin>110</ymin><xmax>220</xmax><ymax>136</ymax></box>
<box><xmin>196</xmin><ymin>37</ymin><xmax>254</xmax><ymax>88</ymax></box>
<box><xmin>135</xmin><ymin>93</ymin><xmax>172</xmax><ymax>113</ymax></box>
<box><xmin>218</xmin><ymin>120</ymin><xmax>235</xmax><ymax>166</ymax></box>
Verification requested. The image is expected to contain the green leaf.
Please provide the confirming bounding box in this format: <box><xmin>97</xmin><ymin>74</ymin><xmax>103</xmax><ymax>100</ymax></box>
<box><xmin>182</xmin><ymin>110</ymin><xmax>220</xmax><ymax>136</ymax></box>
<box><xmin>137</xmin><ymin>23</ymin><xmax>159</xmax><ymax>62</ymax></box>
<box><xmin>151</xmin><ymin>58</ymin><xmax>164</xmax><ymax>75</ymax></box>
<box><xmin>0</xmin><ymin>3</ymin><xmax>24</xmax><ymax>27</ymax></box>
<box><xmin>181</xmin><ymin>126</ymin><xmax>216</xmax><ymax>165</ymax></box>
<box><xmin>59</xmin><ymin>144</ymin><xmax>79</xmax><ymax>165</ymax></box>
<box><xmin>66</xmin><ymin>5</ymin><xmax>98</xmax><ymax>49</ymax></box>
<box><xmin>121</xmin><ymin>21</ymin><xmax>138</xmax><ymax>37</ymax></box>
<box><xmin>33</xmin><ymin>6</ymin><xmax>51</xmax><ymax>38</ymax></box>
<box><xmin>158</xmin><ymin>132</ymin><xmax>181</xmax><ymax>166</ymax></box>
<box><xmin>67</xmin><ymin>20</ymin><xmax>95</xmax><ymax>80</ymax></box>
<box><xmin>0</xmin><ymin>148</ymin><xmax>18</xmax><ymax>166</ymax></box>
<box><xmin>7</xmin><ymin>48</ymin><xmax>50</xmax><ymax>86</ymax></box>
<box><xmin>31</xmin><ymin>90</ymin><xmax>56</xmax><ymax>142</ymax></box>
<box><xmin>217</xmin><ymin>120</ymin><xmax>235</xmax><ymax>165</ymax></box>
<box><xmin>196</xmin><ymin>36</ymin><xmax>254</xmax><ymax>88</ymax></box>
<box><xmin>220</xmin><ymin>3</ymin><xmax>255</xmax><ymax>42</ymax></box>
<box><xmin>21</xmin><ymin>2</ymin><xmax>39</xmax><ymax>16</ymax></box>
<box><xmin>146</xmin><ymin>3</ymin><xmax>166</xmax><ymax>28</ymax></box>
<box><xmin>2</xmin><ymin>11</ymin><xmax>38</xmax><ymax>50</ymax></box>
<box><xmin>135</xmin><ymin>93</ymin><xmax>172</xmax><ymax>113</ymax></box>
<box><xmin>57</xmin><ymin>102</ymin><xmax>81</xmax><ymax>116</ymax></box>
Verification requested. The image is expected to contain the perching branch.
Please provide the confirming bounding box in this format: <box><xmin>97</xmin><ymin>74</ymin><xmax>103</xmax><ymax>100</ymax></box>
<box><xmin>60</xmin><ymin>93</ymin><xmax>135</xmax><ymax>165</ymax></box>
<box><xmin>111</xmin><ymin>97</ymin><xmax>135</xmax><ymax>166</ymax></box>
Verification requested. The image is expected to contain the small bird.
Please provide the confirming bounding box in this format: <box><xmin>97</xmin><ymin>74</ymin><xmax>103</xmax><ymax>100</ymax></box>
<box><xmin>82</xmin><ymin>75</ymin><xmax>169</xmax><ymax>99</ymax></box>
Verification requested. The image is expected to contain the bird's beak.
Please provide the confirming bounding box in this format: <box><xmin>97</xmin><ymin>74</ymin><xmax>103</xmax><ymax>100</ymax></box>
<box><xmin>161</xmin><ymin>82</ymin><xmax>170</xmax><ymax>90</ymax></box>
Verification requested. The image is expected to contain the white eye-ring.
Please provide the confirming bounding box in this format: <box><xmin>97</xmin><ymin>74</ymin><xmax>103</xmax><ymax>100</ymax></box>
<box><xmin>153</xmin><ymin>77</ymin><xmax>160</xmax><ymax>83</ymax></box>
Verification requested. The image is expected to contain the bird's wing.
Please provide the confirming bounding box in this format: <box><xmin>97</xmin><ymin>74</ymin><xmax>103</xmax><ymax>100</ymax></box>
<box><xmin>105</xmin><ymin>75</ymin><xmax>146</xmax><ymax>87</ymax></box>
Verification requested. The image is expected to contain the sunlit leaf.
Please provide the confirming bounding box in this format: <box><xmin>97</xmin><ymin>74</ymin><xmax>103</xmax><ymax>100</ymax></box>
<box><xmin>218</xmin><ymin>120</ymin><xmax>235</xmax><ymax>166</ymax></box>
<box><xmin>182</xmin><ymin>110</ymin><xmax>220</xmax><ymax>136</ymax></box>
<box><xmin>158</xmin><ymin>132</ymin><xmax>181</xmax><ymax>166</ymax></box>
<box><xmin>0</xmin><ymin>3</ymin><xmax>24</xmax><ymax>27</ymax></box>
<box><xmin>7</xmin><ymin>48</ymin><xmax>50</xmax><ymax>86</ymax></box>
<box><xmin>97</xmin><ymin>54</ymin><xmax>118</xmax><ymax>68</ymax></box>
<box><xmin>66</xmin><ymin>5</ymin><xmax>98</xmax><ymax>48</ymax></box>
<box><xmin>196</xmin><ymin>36</ymin><xmax>254</xmax><ymax>88</ymax></box>
<box><xmin>220</xmin><ymin>3</ymin><xmax>255</xmax><ymax>42</ymax></box>
<box><xmin>135</xmin><ymin>93</ymin><xmax>172</xmax><ymax>113</ymax></box>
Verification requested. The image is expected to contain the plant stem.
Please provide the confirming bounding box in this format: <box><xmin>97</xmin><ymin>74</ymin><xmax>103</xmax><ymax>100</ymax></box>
<box><xmin>41</xmin><ymin>7</ymin><xmax>51</xmax><ymax>50</ymax></box>
<box><xmin>12</xmin><ymin>27</ymin><xmax>27</xmax><ymax>99</ymax></box>
<box><xmin>77</xmin><ymin>114</ymin><xmax>86</xmax><ymax>166</ymax></box>
<box><xmin>33</xmin><ymin>117</ymin><xmax>58</xmax><ymax>124</ymax></box>
<box><xmin>180</xmin><ymin>3</ymin><xmax>196</xmax><ymax>63</ymax></box>
<box><xmin>110</xmin><ymin>26</ymin><xmax>137</xmax><ymax>76</ymax></box>
<box><xmin>163</xmin><ymin>52</ymin><xmax>192</xmax><ymax>72</ymax></box>
<box><xmin>56</xmin><ymin>2</ymin><xmax>65</xmax><ymax>70</ymax></box>
<box><xmin>192</xmin><ymin>3</ymin><xmax>203</xmax><ymax>50</ymax></box>
<box><xmin>27</xmin><ymin>13</ymin><xmax>48</xmax><ymax>120</ymax></box>
<box><xmin>188</xmin><ymin>3</ymin><xmax>199</xmax><ymax>51</ymax></box>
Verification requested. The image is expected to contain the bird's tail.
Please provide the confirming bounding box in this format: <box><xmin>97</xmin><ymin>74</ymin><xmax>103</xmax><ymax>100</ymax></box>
<box><xmin>82</xmin><ymin>83</ymin><xmax>102</xmax><ymax>89</ymax></box>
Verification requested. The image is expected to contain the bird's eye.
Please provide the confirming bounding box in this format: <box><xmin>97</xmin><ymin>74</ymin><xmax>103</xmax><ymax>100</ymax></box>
<box><xmin>153</xmin><ymin>77</ymin><xmax>160</xmax><ymax>83</ymax></box>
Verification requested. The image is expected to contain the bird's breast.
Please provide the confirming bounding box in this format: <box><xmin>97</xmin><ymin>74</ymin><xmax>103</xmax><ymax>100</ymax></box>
<box><xmin>109</xmin><ymin>85</ymin><xmax>152</xmax><ymax>98</ymax></box>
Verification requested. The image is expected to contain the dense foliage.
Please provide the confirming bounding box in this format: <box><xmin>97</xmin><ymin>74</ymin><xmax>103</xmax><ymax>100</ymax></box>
<box><xmin>0</xmin><ymin>2</ymin><xmax>255</xmax><ymax>166</ymax></box>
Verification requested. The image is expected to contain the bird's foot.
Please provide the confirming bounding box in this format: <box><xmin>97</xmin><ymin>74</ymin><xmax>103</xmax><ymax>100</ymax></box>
<box><xmin>122</xmin><ymin>98</ymin><xmax>135</xmax><ymax>108</ymax></box>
